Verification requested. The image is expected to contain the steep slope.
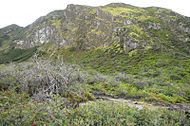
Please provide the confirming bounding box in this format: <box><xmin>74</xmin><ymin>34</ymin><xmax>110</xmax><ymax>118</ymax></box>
<box><xmin>24</xmin><ymin>3</ymin><xmax>189</xmax><ymax>103</ymax></box>
<box><xmin>0</xmin><ymin>4</ymin><xmax>190</xmax><ymax>125</ymax></box>
<box><xmin>1</xmin><ymin>3</ymin><xmax>188</xmax><ymax>55</ymax></box>
<box><xmin>0</xmin><ymin>25</ymin><xmax>36</xmax><ymax>64</ymax></box>
<box><xmin>0</xmin><ymin>3</ymin><xmax>190</xmax><ymax>99</ymax></box>
<box><xmin>0</xmin><ymin>24</ymin><xmax>23</xmax><ymax>50</ymax></box>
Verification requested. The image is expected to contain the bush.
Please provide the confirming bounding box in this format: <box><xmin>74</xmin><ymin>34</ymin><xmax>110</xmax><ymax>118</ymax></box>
<box><xmin>1</xmin><ymin>93</ymin><xmax>189</xmax><ymax>125</ymax></box>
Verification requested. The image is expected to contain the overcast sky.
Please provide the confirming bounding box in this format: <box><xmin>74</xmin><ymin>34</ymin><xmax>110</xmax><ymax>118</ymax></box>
<box><xmin>0</xmin><ymin>0</ymin><xmax>189</xmax><ymax>28</ymax></box>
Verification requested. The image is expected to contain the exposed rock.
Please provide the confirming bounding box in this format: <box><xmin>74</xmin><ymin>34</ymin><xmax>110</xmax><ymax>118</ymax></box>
<box><xmin>0</xmin><ymin>3</ymin><xmax>190</xmax><ymax>54</ymax></box>
<box><xmin>148</xmin><ymin>22</ymin><xmax>162</xmax><ymax>30</ymax></box>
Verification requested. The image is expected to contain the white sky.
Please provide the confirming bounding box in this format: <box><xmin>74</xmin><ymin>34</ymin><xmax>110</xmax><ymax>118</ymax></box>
<box><xmin>0</xmin><ymin>0</ymin><xmax>189</xmax><ymax>28</ymax></box>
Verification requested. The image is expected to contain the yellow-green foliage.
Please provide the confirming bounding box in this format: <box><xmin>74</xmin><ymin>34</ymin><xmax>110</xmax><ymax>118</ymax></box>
<box><xmin>124</xmin><ymin>25</ymin><xmax>144</xmax><ymax>35</ymax></box>
<box><xmin>51</xmin><ymin>45</ymin><xmax>190</xmax><ymax>103</ymax></box>
<box><xmin>129</xmin><ymin>32</ymin><xmax>139</xmax><ymax>37</ymax></box>
<box><xmin>89</xmin><ymin>28</ymin><xmax>105</xmax><ymax>36</ymax></box>
<box><xmin>51</xmin><ymin>19</ymin><xmax>61</xmax><ymax>29</ymax></box>
<box><xmin>128</xmin><ymin>49</ymin><xmax>138</xmax><ymax>57</ymax></box>
<box><xmin>88</xmin><ymin>7</ymin><xmax>96</xmax><ymax>15</ymax></box>
<box><xmin>122</xmin><ymin>25</ymin><xmax>149</xmax><ymax>40</ymax></box>
<box><xmin>51</xmin><ymin>19</ymin><xmax>63</xmax><ymax>36</ymax></box>
<box><xmin>114</xmin><ymin>18</ymin><xmax>123</xmax><ymax>24</ymax></box>
<box><xmin>102</xmin><ymin>7</ymin><xmax>144</xmax><ymax>16</ymax></box>
<box><xmin>145</xmin><ymin>45</ymin><xmax>152</xmax><ymax>50</ymax></box>
<box><xmin>138</xmin><ymin>16</ymin><xmax>161</xmax><ymax>23</ymax></box>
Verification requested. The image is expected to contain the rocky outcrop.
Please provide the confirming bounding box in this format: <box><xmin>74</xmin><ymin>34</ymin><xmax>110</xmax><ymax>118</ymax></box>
<box><xmin>1</xmin><ymin>3</ymin><xmax>190</xmax><ymax>54</ymax></box>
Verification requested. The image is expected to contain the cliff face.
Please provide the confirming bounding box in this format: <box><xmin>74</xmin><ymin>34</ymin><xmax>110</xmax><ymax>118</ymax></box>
<box><xmin>1</xmin><ymin>3</ymin><xmax>190</xmax><ymax>53</ymax></box>
<box><xmin>14</xmin><ymin>4</ymin><xmax>116</xmax><ymax>49</ymax></box>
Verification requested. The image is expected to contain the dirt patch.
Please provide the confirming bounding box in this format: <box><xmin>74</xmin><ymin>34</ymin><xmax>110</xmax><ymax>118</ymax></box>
<box><xmin>87</xmin><ymin>91</ymin><xmax>190</xmax><ymax>113</ymax></box>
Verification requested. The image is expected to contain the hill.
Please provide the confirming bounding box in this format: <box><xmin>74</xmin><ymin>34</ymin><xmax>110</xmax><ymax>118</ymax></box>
<box><xmin>0</xmin><ymin>3</ymin><xmax>190</xmax><ymax>125</ymax></box>
<box><xmin>0</xmin><ymin>3</ymin><xmax>190</xmax><ymax>62</ymax></box>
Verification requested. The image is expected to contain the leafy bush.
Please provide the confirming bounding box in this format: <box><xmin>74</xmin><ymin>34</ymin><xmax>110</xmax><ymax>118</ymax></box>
<box><xmin>1</xmin><ymin>93</ymin><xmax>189</xmax><ymax>126</ymax></box>
<box><xmin>0</xmin><ymin>91</ymin><xmax>67</xmax><ymax>125</ymax></box>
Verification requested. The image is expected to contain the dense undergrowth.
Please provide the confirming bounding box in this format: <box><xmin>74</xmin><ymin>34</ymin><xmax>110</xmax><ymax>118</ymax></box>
<box><xmin>0</xmin><ymin>3</ymin><xmax>190</xmax><ymax>125</ymax></box>
<box><xmin>40</xmin><ymin>43</ymin><xmax>190</xmax><ymax>103</ymax></box>
<box><xmin>0</xmin><ymin>90</ymin><xmax>189</xmax><ymax>125</ymax></box>
<box><xmin>0</xmin><ymin>47</ymin><xmax>37</xmax><ymax>64</ymax></box>
<box><xmin>0</xmin><ymin>43</ymin><xmax>190</xmax><ymax>125</ymax></box>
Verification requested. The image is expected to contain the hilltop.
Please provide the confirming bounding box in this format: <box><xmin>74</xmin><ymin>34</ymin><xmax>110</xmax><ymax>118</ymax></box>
<box><xmin>0</xmin><ymin>3</ymin><xmax>190</xmax><ymax>51</ymax></box>
<box><xmin>0</xmin><ymin>3</ymin><xmax>190</xmax><ymax>125</ymax></box>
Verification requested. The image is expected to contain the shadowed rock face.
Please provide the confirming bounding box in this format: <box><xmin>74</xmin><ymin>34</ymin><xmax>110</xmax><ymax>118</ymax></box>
<box><xmin>0</xmin><ymin>3</ymin><xmax>190</xmax><ymax>53</ymax></box>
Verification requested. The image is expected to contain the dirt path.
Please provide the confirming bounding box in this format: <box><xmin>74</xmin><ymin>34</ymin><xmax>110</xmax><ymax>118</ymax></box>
<box><xmin>80</xmin><ymin>91</ymin><xmax>190</xmax><ymax>114</ymax></box>
<box><xmin>80</xmin><ymin>96</ymin><xmax>167</xmax><ymax>110</ymax></box>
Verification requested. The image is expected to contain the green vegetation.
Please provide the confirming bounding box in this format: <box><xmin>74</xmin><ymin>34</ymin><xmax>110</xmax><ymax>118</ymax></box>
<box><xmin>0</xmin><ymin>90</ymin><xmax>189</xmax><ymax>125</ymax></box>
<box><xmin>102</xmin><ymin>6</ymin><xmax>144</xmax><ymax>16</ymax></box>
<box><xmin>0</xmin><ymin>47</ymin><xmax>37</xmax><ymax>64</ymax></box>
<box><xmin>0</xmin><ymin>24</ymin><xmax>23</xmax><ymax>49</ymax></box>
<box><xmin>0</xmin><ymin>3</ymin><xmax>190</xmax><ymax>125</ymax></box>
<box><xmin>42</xmin><ymin>44</ymin><xmax>190</xmax><ymax>103</ymax></box>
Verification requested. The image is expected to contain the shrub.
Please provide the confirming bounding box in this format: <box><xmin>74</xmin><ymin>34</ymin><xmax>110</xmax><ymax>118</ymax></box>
<box><xmin>1</xmin><ymin>93</ymin><xmax>189</xmax><ymax>126</ymax></box>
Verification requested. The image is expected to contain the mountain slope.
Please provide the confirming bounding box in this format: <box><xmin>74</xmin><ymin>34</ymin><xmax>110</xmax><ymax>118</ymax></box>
<box><xmin>0</xmin><ymin>24</ymin><xmax>23</xmax><ymax>50</ymax></box>
<box><xmin>1</xmin><ymin>3</ymin><xmax>189</xmax><ymax>53</ymax></box>
<box><xmin>0</xmin><ymin>3</ymin><xmax>190</xmax><ymax>125</ymax></box>
<box><xmin>0</xmin><ymin>3</ymin><xmax>190</xmax><ymax>101</ymax></box>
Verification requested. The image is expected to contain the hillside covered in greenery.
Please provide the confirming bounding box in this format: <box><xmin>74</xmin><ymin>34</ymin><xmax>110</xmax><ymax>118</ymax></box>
<box><xmin>0</xmin><ymin>3</ymin><xmax>190</xmax><ymax>125</ymax></box>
